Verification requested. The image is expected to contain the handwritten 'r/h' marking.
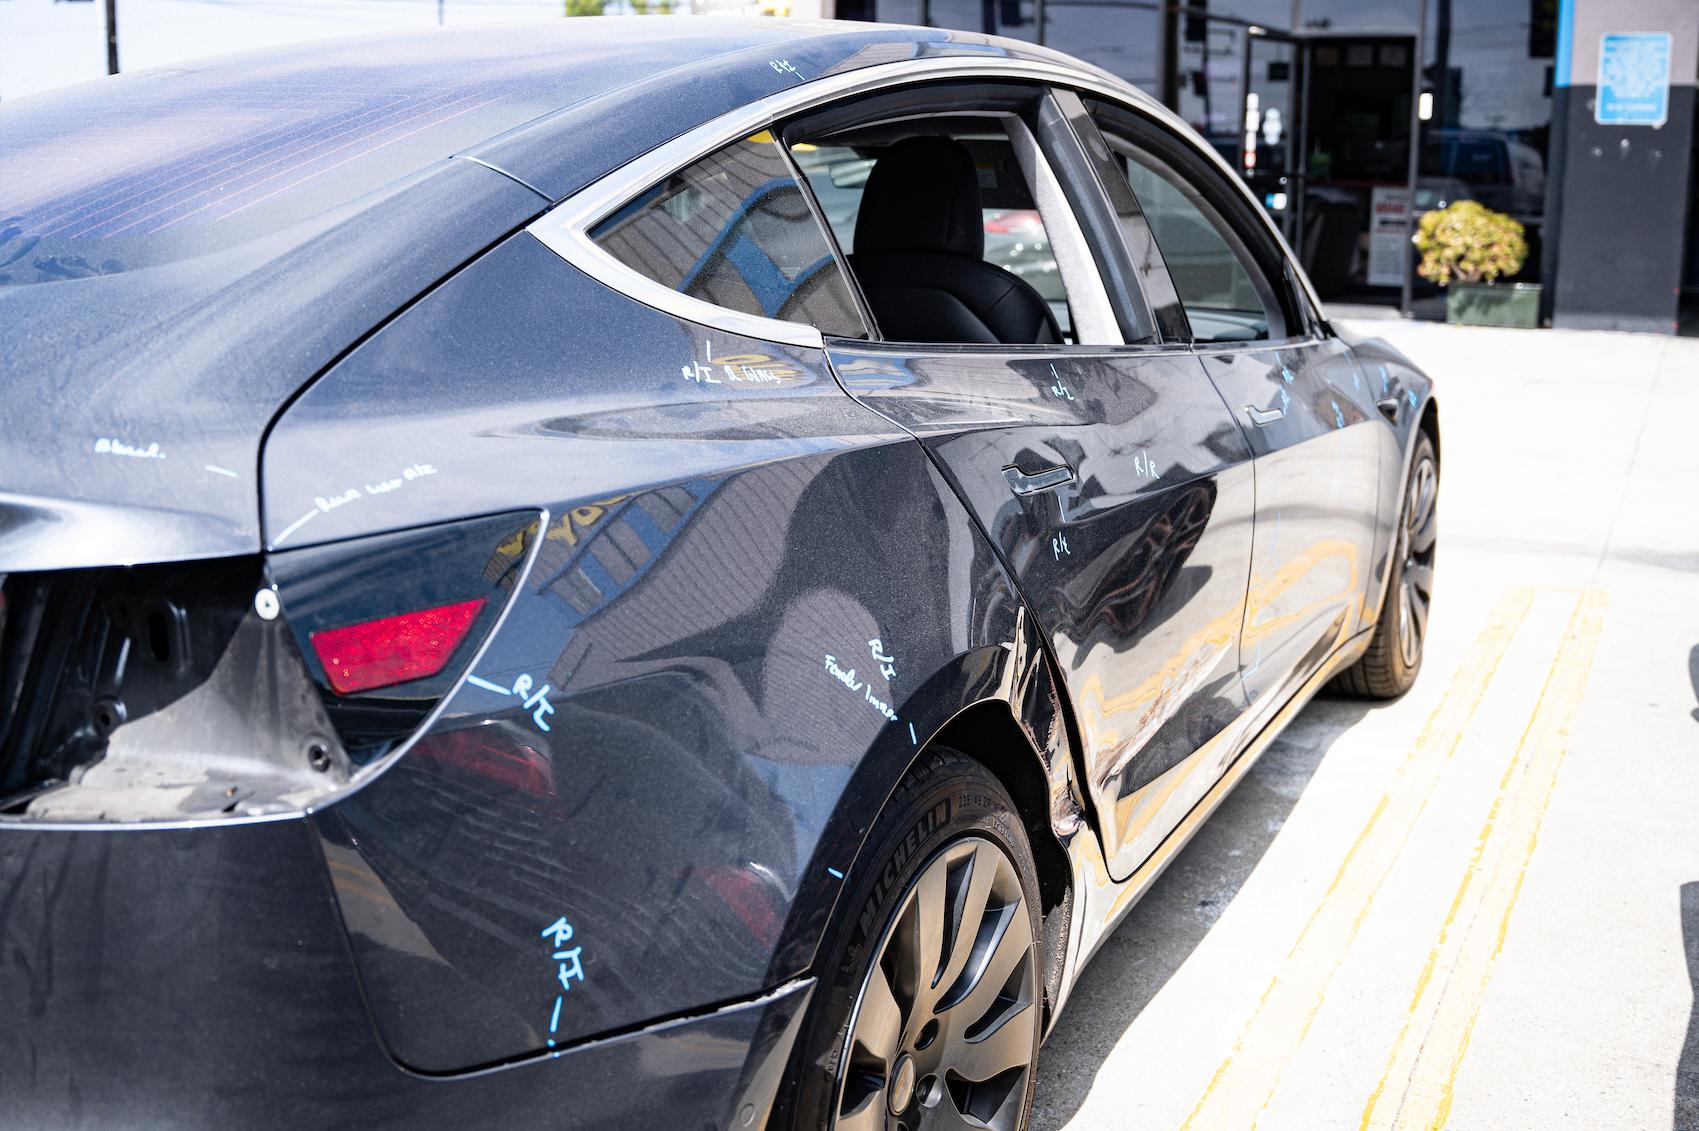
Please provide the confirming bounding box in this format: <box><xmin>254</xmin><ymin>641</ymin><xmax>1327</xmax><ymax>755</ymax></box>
<box><xmin>1049</xmin><ymin>364</ymin><xmax>1076</xmax><ymax>401</ymax></box>
<box><xmin>541</xmin><ymin>916</ymin><xmax>585</xmax><ymax>1048</ymax></box>
<box><xmin>465</xmin><ymin>672</ymin><xmax>555</xmax><ymax>732</ymax></box>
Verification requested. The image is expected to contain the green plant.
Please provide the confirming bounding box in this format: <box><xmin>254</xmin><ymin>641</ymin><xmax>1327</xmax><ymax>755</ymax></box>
<box><xmin>564</xmin><ymin>0</ymin><xmax>674</xmax><ymax>11</ymax></box>
<box><xmin>1413</xmin><ymin>199</ymin><xmax>1528</xmax><ymax>287</ymax></box>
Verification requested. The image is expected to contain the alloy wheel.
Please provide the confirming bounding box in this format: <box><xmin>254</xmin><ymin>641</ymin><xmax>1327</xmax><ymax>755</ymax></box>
<box><xmin>833</xmin><ymin>836</ymin><xmax>1040</xmax><ymax>1131</ymax></box>
<box><xmin>1396</xmin><ymin>452</ymin><xmax>1438</xmax><ymax>669</ymax></box>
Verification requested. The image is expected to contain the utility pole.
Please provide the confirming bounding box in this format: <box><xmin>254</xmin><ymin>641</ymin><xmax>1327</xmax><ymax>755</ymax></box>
<box><xmin>1399</xmin><ymin>0</ymin><xmax>1427</xmax><ymax>317</ymax></box>
<box><xmin>105</xmin><ymin>0</ymin><xmax>119</xmax><ymax>75</ymax></box>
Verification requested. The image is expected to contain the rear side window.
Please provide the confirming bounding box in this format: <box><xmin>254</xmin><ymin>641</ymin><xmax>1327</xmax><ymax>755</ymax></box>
<box><xmin>590</xmin><ymin>132</ymin><xmax>865</xmax><ymax>338</ymax></box>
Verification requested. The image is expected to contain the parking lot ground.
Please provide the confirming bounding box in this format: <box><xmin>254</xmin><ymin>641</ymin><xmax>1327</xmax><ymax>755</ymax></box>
<box><xmin>1035</xmin><ymin>321</ymin><xmax>1699</xmax><ymax>1130</ymax></box>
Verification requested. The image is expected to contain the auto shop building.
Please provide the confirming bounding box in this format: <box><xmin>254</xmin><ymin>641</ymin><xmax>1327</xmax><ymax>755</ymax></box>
<box><xmin>833</xmin><ymin>0</ymin><xmax>1699</xmax><ymax>334</ymax></box>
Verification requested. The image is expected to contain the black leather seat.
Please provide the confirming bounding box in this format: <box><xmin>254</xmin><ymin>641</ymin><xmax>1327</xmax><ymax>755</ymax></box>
<box><xmin>849</xmin><ymin>137</ymin><xmax>1062</xmax><ymax>346</ymax></box>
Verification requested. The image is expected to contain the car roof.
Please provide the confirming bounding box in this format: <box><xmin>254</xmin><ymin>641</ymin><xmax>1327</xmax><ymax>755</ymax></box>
<box><xmin>0</xmin><ymin>19</ymin><xmax>912</xmax><ymax>286</ymax></box>
<box><xmin>0</xmin><ymin>19</ymin><xmax>1114</xmax><ymax>569</ymax></box>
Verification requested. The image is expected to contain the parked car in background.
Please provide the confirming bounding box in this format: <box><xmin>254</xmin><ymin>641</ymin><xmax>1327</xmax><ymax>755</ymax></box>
<box><xmin>0</xmin><ymin>19</ymin><xmax>1439</xmax><ymax>1130</ymax></box>
<box><xmin>1418</xmin><ymin>127</ymin><xmax>1547</xmax><ymax>221</ymax></box>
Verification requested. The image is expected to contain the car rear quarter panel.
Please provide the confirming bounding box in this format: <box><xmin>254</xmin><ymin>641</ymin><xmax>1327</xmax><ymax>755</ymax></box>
<box><xmin>262</xmin><ymin>232</ymin><xmax>1044</xmax><ymax>1072</ymax></box>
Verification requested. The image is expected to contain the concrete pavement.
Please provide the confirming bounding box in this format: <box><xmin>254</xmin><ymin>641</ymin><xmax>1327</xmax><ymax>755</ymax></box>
<box><xmin>1035</xmin><ymin>321</ymin><xmax>1699</xmax><ymax>1130</ymax></box>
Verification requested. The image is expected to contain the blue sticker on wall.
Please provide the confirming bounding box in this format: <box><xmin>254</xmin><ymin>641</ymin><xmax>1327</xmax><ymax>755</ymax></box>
<box><xmin>1597</xmin><ymin>33</ymin><xmax>1671</xmax><ymax>127</ymax></box>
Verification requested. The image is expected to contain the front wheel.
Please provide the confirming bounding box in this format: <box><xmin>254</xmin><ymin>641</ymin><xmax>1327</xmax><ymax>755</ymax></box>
<box><xmin>1338</xmin><ymin>430</ymin><xmax>1438</xmax><ymax>698</ymax></box>
<box><xmin>790</xmin><ymin>751</ymin><xmax>1044</xmax><ymax>1131</ymax></box>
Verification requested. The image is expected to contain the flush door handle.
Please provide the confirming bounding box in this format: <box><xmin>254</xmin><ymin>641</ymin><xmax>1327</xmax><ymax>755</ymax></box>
<box><xmin>1245</xmin><ymin>403</ymin><xmax>1285</xmax><ymax>426</ymax></box>
<box><xmin>1003</xmin><ymin>462</ymin><xmax>1075</xmax><ymax>496</ymax></box>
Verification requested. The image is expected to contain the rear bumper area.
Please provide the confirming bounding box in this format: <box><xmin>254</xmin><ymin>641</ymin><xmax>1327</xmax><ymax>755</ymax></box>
<box><xmin>0</xmin><ymin>818</ymin><xmax>812</xmax><ymax>1129</ymax></box>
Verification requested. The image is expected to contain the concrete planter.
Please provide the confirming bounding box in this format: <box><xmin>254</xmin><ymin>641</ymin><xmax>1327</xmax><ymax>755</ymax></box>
<box><xmin>1445</xmin><ymin>282</ymin><xmax>1542</xmax><ymax>328</ymax></box>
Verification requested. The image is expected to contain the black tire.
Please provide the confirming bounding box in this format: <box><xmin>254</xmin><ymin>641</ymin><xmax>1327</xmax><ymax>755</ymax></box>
<box><xmin>788</xmin><ymin>749</ymin><xmax>1044</xmax><ymax>1131</ymax></box>
<box><xmin>1337</xmin><ymin>430</ymin><xmax>1438</xmax><ymax>699</ymax></box>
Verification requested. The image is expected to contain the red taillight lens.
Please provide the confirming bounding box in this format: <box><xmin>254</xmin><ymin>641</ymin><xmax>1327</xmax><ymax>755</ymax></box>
<box><xmin>309</xmin><ymin>598</ymin><xmax>486</xmax><ymax>695</ymax></box>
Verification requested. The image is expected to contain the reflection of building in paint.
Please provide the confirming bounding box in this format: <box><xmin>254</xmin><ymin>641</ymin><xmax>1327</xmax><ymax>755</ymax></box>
<box><xmin>591</xmin><ymin>134</ymin><xmax>855</xmax><ymax>328</ymax></box>
<box><xmin>534</xmin><ymin>479</ymin><xmax>722</xmax><ymax>686</ymax></box>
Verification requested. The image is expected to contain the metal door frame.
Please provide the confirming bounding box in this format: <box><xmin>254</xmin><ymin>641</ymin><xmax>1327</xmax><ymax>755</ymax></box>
<box><xmin>1239</xmin><ymin>26</ymin><xmax>1307</xmax><ymax>255</ymax></box>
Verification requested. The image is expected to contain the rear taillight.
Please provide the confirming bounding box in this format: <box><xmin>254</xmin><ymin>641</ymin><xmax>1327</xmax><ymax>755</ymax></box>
<box><xmin>271</xmin><ymin>510</ymin><xmax>537</xmax><ymax>766</ymax></box>
<box><xmin>311</xmin><ymin>598</ymin><xmax>487</xmax><ymax>695</ymax></box>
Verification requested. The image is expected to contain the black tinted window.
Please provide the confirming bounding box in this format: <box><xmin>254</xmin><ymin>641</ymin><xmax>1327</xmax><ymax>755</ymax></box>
<box><xmin>591</xmin><ymin>133</ymin><xmax>864</xmax><ymax>338</ymax></box>
<box><xmin>1118</xmin><ymin>155</ymin><xmax>1270</xmax><ymax>341</ymax></box>
<box><xmin>1089</xmin><ymin>101</ymin><xmax>1289</xmax><ymax>344</ymax></box>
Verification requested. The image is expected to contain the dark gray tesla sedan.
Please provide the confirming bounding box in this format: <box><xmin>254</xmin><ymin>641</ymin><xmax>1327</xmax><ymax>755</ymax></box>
<box><xmin>0</xmin><ymin>18</ymin><xmax>1439</xmax><ymax>1130</ymax></box>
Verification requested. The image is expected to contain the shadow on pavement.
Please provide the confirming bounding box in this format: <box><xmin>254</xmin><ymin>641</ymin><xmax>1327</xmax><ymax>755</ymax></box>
<box><xmin>1032</xmin><ymin>694</ymin><xmax>1374</xmax><ymax>1130</ymax></box>
<box><xmin>1679</xmin><ymin>883</ymin><xmax>1699</xmax><ymax>1131</ymax></box>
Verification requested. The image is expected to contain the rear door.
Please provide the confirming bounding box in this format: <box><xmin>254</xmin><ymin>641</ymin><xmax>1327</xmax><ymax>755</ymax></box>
<box><xmin>792</xmin><ymin>83</ymin><xmax>1257</xmax><ymax>882</ymax></box>
<box><xmin>1086</xmin><ymin>98</ymin><xmax>1383</xmax><ymax>712</ymax></box>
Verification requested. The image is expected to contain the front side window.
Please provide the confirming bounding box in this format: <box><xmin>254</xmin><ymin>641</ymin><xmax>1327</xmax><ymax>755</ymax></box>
<box><xmin>590</xmin><ymin>132</ymin><xmax>865</xmax><ymax>338</ymax></box>
<box><xmin>1090</xmin><ymin>106</ymin><xmax>1286</xmax><ymax>344</ymax></box>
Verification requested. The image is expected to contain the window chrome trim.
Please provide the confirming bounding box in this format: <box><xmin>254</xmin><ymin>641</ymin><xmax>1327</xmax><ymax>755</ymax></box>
<box><xmin>526</xmin><ymin>53</ymin><xmax>1322</xmax><ymax>349</ymax></box>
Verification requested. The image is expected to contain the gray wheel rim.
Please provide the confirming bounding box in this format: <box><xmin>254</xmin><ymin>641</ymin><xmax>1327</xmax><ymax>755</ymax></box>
<box><xmin>1397</xmin><ymin>453</ymin><xmax>1438</xmax><ymax>669</ymax></box>
<box><xmin>832</xmin><ymin>836</ymin><xmax>1039</xmax><ymax>1131</ymax></box>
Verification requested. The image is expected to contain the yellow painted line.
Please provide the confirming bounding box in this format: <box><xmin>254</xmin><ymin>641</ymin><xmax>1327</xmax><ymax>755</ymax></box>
<box><xmin>1180</xmin><ymin>588</ymin><xmax>1537</xmax><ymax>1130</ymax></box>
<box><xmin>1360</xmin><ymin>589</ymin><xmax>1607</xmax><ymax>1131</ymax></box>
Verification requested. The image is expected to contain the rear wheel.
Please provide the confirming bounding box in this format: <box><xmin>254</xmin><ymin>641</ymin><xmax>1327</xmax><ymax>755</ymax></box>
<box><xmin>791</xmin><ymin>751</ymin><xmax>1043</xmax><ymax>1131</ymax></box>
<box><xmin>1338</xmin><ymin>430</ymin><xmax>1438</xmax><ymax>698</ymax></box>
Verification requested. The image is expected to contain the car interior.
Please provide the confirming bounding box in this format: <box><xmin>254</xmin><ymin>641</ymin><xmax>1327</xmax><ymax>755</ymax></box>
<box><xmin>788</xmin><ymin>115</ymin><xmax>1083</xmax><ymax>346</ymax></box>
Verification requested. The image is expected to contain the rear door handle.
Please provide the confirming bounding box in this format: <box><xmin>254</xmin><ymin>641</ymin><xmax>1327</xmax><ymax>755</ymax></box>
<box><xmin>1245</xmin><ymin>403</ymin><xmax>1285</xmax><ymax>426</ymax></box>
<box><xmin>1003</xmin><ymin>462</ymin><xmax>1075</xmax><ymax>496</ymax></box>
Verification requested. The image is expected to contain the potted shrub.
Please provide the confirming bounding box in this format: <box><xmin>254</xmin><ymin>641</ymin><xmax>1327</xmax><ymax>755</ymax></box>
<box><xmin>1413</xmin><ymin>199</ymin><xmax>1540</xmax><ymax>328</ymax></box>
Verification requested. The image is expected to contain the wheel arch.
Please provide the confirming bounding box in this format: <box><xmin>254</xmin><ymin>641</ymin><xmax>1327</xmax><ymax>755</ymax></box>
<box><xmin>1419</xmin><ymin>394</ymin><xmax>1442</xmax><ymax>468</ymax></box>
<box><xmin>922</xmin><ymin>698</ymin><xmax>1076</xmax><ymax>1025</ymax></box>
<box><xmin>781</xmin><ymin>624</ymin><xmax>1087</xmax><ymax>1034</ymax></box>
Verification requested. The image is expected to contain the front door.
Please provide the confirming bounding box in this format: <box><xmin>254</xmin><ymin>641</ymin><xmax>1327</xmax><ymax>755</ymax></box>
<box><xmin>1081</xmin><ymin>97</ymin><xmax>1382</xmax><ymax>715</ymax></box>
